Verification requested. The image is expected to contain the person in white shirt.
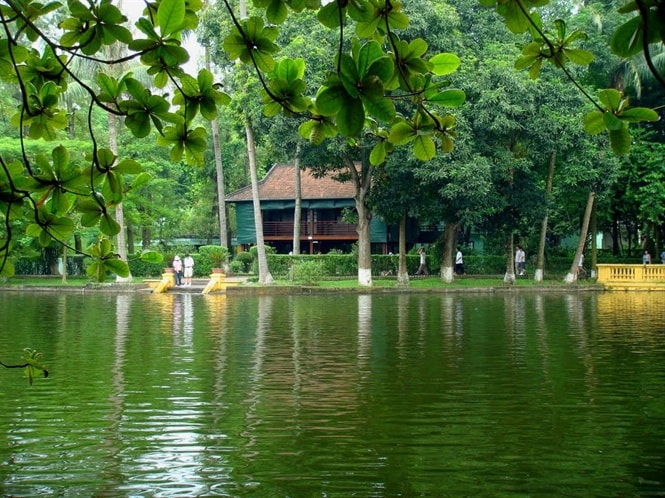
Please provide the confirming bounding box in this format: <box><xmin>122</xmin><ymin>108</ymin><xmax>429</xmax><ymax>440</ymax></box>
<box><xmin>415</xmin><ymin>247</ymin><xmax>429</xmax><ymax>276</ymax></box>
<box><xmin>455</xmin><ymin>248</ymin><xmax>465</xmax><ymax>275</ymax></box>
<box><xmin>173</xmin><ymin>255</ymin><xmax>183</xmax><ymax>286</ymax></box>
<box><xmin>515</xmin><ymin>245</ymin><xmax>526</xmax><ymax>276</ymax></box>
<box><xmin>183</xmin><ymin>253</ymin><xmax>195</xmax><ymax>286</ymax></box>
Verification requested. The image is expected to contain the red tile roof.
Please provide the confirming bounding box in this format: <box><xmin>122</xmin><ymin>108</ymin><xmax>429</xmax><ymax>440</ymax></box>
<box><xmin>225</xmin><ymin>163</ymin><xmax>356</xmax><ymax>202</ymax></box>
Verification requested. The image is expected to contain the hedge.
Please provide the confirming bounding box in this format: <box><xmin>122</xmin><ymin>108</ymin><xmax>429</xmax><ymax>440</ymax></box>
<box><xmin>12</xmin><ymin>251</ymin><xmax>645</xmax><ymax>278</ymax></box>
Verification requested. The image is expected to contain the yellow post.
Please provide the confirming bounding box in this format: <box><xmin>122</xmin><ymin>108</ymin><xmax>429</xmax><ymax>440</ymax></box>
<box><xmin>154</xmin><ymin>269</ymin><xmax>175</xmax><ymax>293</ymax></box>
<box><xmin>202</xmin><ymin>271</ymin><xmax>226</xmax><ymax>295</ymax></box>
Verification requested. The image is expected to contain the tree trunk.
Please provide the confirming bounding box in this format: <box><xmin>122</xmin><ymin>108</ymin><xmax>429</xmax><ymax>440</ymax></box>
<box><xmin>397</xmin><ymin>212</ymin><xmax>409</xmax><ymax>285</ymax></box>
<box><xmin>127</xmin><ymin>219</ymin><xmax>134</xmax><ymax>254</ymax></box>
<box><xmin>246</xmin><ymin>120</ymin><xmax>273</xmax><ymax>284</ymax></box>
<box><xmin>347</xmin><ymin>155</ymin><xmax>373</xmax><ymax>287</ymax></box>
<box><xmin>142</xmin><ymin>226</ymin><xmax>150</xmax><ymax>249</ymax></box>
<box><xmin>440</xmin><ymin>222</ymin><xmax>458</xmax><ymax>283</ymax></box>
<box><xmin>356</xmin><ymin>203</ymin><xmax>372</xmax><ymax>286</ymax></box>
<box><xmin>535</xmin><ymin>150</ymin><xmax>556</xmax><ymax>282</ymax></box>
<box><xmin>207</xmin><ymin>49</ymin><xmax>228</xmax><ymax>250</ymax></box>
<box><xmin>292</xmin><ymin>143</ymin><xmax>302</xmax><ymax>255</ymax></box>
<box><xmin>61</xmin><ymin>244</ymin><xmax>67</xmax><ymax>283</ymax></box>
<box><xmin>110</xmin><ymin>112</ymin><xmax>132</xmax><ymax>282</ymax></box>
<box><xmin>503</xmin><ymin>233</ymin><xmax>515</xmax><ymax>284</ymax></box>
<box><xmin>590</xmin><ymin>199</ymin><xmax>597</xmax><ymax>278</ymax></box>
<box><xmin>564</xmin><ymin>190</ymin><xmax>595</xmax><ymax>283</ymax></box>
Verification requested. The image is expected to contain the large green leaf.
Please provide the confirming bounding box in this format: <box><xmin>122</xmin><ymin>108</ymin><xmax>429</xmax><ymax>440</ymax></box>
<box><xmin>316</xmin><ymin>83</ymin><xmax>346</xmax><ymax>116</ymax></box>
<box><xmin>361</xmin><ymin>93</ymin><xmax>395</xmax><ymax>122</ymax></box>
<box><xmin>412</xmin><ymin>135</ymin><xmax>436</xmax><ymax>161</ymax></box>
<box><xmin>339</xmin><ymin>54</ymin><xmax>360</xmax><ymax>98</ymax></box>
<box><xmin>78</xmin><ymin>199</ymin><xmax>104</xmax><ymax>227</ymax></box>
<box><xmin>620</xmin><ymin>107</ymin><xmax>659</xmax><ymax>123</ymax></box>
<box><xmin>583</xmin><ymin>110</ymin><xmax>606</xmax><ymax>135</ymax></box>
<box><xmin>564</xmin><ymin>48</ymin><xmax>594</xmax><ymax>65</ymax></box>
<box><xmin>603</xmin><ymin>111</ymin><xmax>624</xmax><ymax>131</ymax></box>
<box><xmin>317</xmin><ymin>1</ymin><xmax>343</xmax><ymax>29</ymax></box>
<box><xmin>0</xmin><ymin>260</ymin><xmax>15</xmax><ymax>277</ymax></box>
<box><xmin>598</xmin><ymin>89</ymin><xmax>622</xmax><ymax>111</ymax></box>
<box><xmin>369</xmin><ymin>140</ymin><xmax>388</xmax><ymax>166</ymax></box>
<box><xmin>337</xmin><ymin>98</ymin><xmax>365</xmax><ymax>137</ymax></box>
<box><xmin>427</xmin><ymin>89</ymin><xmax>466</xmax><ymax>107</ymax></box>
<box><xmin>113</xmin><ymin>159</ymin><xmax>142</xmax><ymax>175</ymax></box>
<box><xmin>389</xmin><ymin>120</ymin><xmax>416</xmax><ymax>145</ymax></box>
<box><xmin>430</xmin><ymin>53</ymin><xmax>461</xmax><ymax>76</ymax></box>
<box><xmin>99</xmin><ymin>212</ymin><xmax>121</xmax><ymax>236</ymax></box>
<box><xmin>105</xmin><ymin>258</ymin><xmax>130</xmax><ymax>277</ymax></box>
<box><xmin>158</xmin><ymin>0</ymin><xmax>186</xmax><ymax>37</ymax></box>
<box><xmin>140</xmin><ymin>251</ymin><xmax>164</xmax><ymax>264</ymax></box>
<box><xmin>497</xmin><ymin>0</ymin><xmax>533</xmax><ymax>34</ymax></box>
<box><xmin>356</xmin><ymin>40</ymin><xmax>383</xmax><ymax>77</ymax></box>
<box><xmin>265</xmin><ymin>0</ymin><xmax>288</xmax><ymax>24</ymax></box>
<box><xmin>609</xmin><ymin>127</ymin><xmax>632</xmax><ymax>155</ymax></box>
<box><xmin>298</xmin><ymin>118</ymin><xmax>337</xmax><ymax>145</ymax></box>
<box><xmin>610</xmin><ymin>16</ymin><xmax>643</xmax><ymax>58</ymax></box>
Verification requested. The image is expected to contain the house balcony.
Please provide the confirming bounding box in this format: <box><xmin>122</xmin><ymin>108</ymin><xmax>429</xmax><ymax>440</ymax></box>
<box><xmin>262</xmin><ymin>220</ymin><xmax>358</xmax><ymax>239</ymax></box>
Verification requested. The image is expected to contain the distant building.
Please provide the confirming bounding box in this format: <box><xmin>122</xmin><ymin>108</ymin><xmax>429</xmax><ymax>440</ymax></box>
<box><xmin>225</xmin><ymin>164</ymin><xmax>439</xmax><ymax>254</ymax></box>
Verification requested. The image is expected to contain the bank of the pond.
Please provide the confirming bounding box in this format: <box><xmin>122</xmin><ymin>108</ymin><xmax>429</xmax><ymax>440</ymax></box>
<box><xmin>229</xmin><ymin>279</ymin><xmax>604</xmax><ymax>295</ymax></box>
<box><xmin>0</xmin><ymin>275</ymin><xmax>604</xmax><ymax>294</ymax></box>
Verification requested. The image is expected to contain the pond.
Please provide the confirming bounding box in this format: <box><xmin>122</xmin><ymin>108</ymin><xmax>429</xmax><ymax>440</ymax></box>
<box><xmin>1</xmin><ymin>290</ymin><xmax>664</xmax><ymax>497</ymax></box>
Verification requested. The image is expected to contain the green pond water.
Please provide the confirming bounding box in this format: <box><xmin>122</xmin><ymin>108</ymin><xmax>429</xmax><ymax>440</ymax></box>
<box><xmin>0</xmin><ymin>290</ymin><xmax>664</xmax><ymax>497</ymax></box>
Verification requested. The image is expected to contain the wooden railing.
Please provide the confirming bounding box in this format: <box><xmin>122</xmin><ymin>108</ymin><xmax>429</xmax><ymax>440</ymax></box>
<box><xmin>263</xmin><ymin>220</ymin><xmax>357</xmax><ymax>237</ymax></box>
<box><xmin>597</xmin><ymin>264</ymin><xmax>665</xmax><ymax>286</ymax></box>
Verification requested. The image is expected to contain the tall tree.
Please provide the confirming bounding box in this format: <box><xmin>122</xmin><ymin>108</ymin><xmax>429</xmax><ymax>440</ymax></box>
<box><xmin>239</xmin><ymin>0</ymin><xmax>272</xmax><ymax>283</ymax></box>
<box><xmin>564</xmin><ymin>190</ymin><xmax>595</xmax><ymax>283</ymax></box>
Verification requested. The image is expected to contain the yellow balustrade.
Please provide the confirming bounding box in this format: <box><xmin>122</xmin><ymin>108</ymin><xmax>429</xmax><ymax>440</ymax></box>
<box><xmin>596</xmin><ymin>264</ymin><xmax>665</xmax><ymax>290</ymax></box>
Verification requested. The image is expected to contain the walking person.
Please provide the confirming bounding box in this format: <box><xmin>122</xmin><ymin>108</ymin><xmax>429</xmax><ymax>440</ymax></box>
<box><xmin>577</xmin><ymin>253</ymin><xmax>585</xmax><ymax>277</ymax></box>
<box><xmin>643</xmin><ymin>250</ymin><xmax>651</xmax><ymax>264</ymax></box>
<box><xmin>173</xmin><ymin>255</ymin><xmax>183</xmax><ymax>286</ymax></box>
<box><xmin>515</xmin><ymin>245</ymin><xmax>526</xmax><ymax>276</ymax></box>
<box><xmin>455</xmin><ymin>247</ymin><xmax>465</xmax><ymax>276</ymax></box>
<box><xmin>415</xmin><ymin>247</ymin><xmax>429</xmax><ymax>276</ymax></box>
<box><xmin>660</xmin><ymin>249</ymin><xmax>665</xmax><ymax>264</ymax></box>
<box><xmin>183</xmin><ymin>253</ymin><xmax>195</xmax><ymax>287</ymax></box>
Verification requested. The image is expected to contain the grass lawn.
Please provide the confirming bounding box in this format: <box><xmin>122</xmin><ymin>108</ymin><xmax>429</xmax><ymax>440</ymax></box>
<box><xmin>314</xmin><ymin>275</ymin><xmax>585</xmax><ymax>289</ymax></box>
<box><xmin>1</xmin><ymin>274</ymin><xmax>596</xmax><ymax>289</ymax></box>
<box><xmin>1</xmin><ymin>276</ymin><xmax>93</xmax><ymax>287</ymax></box>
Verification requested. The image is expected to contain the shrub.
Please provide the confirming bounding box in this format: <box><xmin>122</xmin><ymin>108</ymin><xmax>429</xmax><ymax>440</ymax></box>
<box><xmin>234</xmin><ymin>251</ymin><xmax>253</xmax><ymax>273</ymax></box>
<box><xmin>292</xmin><ymin>260</ymin><xmax>326</xmax><ymax>284</ymax></box>
<box><xmin>197</xmin><ymin>245</ymin><xmax>230</xmax><ymax>275</ymax></box>
<box><xmin>266</xmin><ymin>254</ymin><xmax>292</xmax><ymax>276</ymax></box>
<box><xmin>128</xmin><ymin>255</ymin><xmax>164</xmax><ymax>277</ymax></box>
<box><xmin>229</xmin><ymin>259</ymin><xmax>245</xmax><ymax>275</ymax></box>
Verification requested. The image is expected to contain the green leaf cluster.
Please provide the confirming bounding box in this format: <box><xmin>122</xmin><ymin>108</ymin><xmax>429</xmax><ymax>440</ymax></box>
<box><xmin>0</xmin><ymin>0</ymin><xmax>228</xmax><ymax>280</ymax></box>
<box><xmin>584</xmin><ymin>89</ymin><xmax>658</xmax><ymax>155</ymax></box>
<box><xmin>21</xmin><ymin>348</ymin><xmax>48</xmax><ymax>385</ymax></box>
<box><xmin>485</xmin><ymin>0</ymin><xmax>661</xmax><ymax>155</ymax></box>
<box><xmin>219</xmin><ymin>0</ymin><xmax>465</xmax><ymax>164</ymax></box>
